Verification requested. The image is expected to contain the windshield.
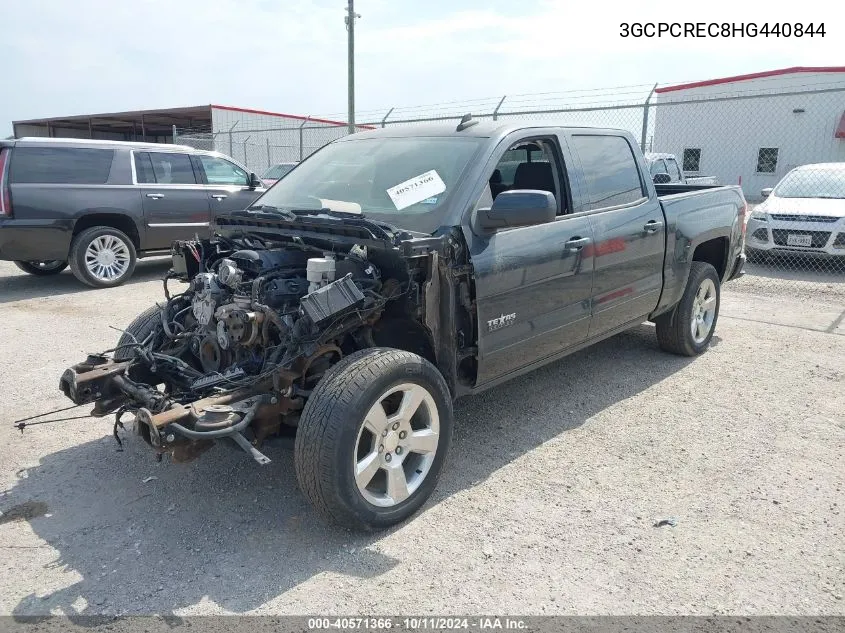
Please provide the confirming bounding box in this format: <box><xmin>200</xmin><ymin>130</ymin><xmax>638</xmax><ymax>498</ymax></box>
<box><xmin>774</xmin><ymin>167</ymin><xmax>845</xmax><ymax>199</ymax></box>
<box><xmin>252</xmin><ymin>136</ymin><xmax>485</xmax><ymax>234</ymax></box>
<box><xmin>262</xmin><ymin>163</ymin><xmax>295</xmax><ymax>180</ymax></box>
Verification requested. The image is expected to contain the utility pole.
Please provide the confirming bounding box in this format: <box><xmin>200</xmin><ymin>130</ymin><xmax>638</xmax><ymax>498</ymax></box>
<box><xmin>345</xmin><ymin>0</ymin><xmax>360</xmax><ymax>134</ymax></box>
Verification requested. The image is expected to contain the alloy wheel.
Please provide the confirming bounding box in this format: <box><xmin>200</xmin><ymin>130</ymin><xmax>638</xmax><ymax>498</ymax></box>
<box><xmin>353</xmin><ymin>383</ymin><xmax>440</xmax><ymax>507</ymax></box>
<box><xmin>691</xmin><ymin>278</ymin><xmax>717</xmax><ymax>344</ymax></box>
<box><xmin>84</xmin><ymin>235</ymin><xmax>131</xmax><ymax>282</ymax></box>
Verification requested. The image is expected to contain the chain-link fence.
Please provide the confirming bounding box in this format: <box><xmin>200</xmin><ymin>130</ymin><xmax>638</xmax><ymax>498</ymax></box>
<box><xmin>174</xmin><ymin>123</ymin><xmax>353</xmax><ymax>173</ymax></box>
<box><xmin>175</xmin><ymin>85</ymin><xmax>845</xmax><ymax>299</ymax></box>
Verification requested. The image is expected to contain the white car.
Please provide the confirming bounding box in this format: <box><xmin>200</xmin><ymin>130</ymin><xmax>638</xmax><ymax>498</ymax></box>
<box><xmin>746</xmin><ymin>163</ymin><xmax>845</xmax><ymax>258</ymax></box>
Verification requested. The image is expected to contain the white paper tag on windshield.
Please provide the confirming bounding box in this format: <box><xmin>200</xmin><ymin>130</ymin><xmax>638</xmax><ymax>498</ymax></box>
<box><xmin>386</xmin><ymin>170</ymin><xmax>446</xmax><ymax>211</ymax></box>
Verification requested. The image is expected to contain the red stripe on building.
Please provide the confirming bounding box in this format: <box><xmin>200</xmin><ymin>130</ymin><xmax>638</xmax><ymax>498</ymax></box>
<box><xmin>655</xmin><ymin>66</ymin><xmax>845</xmax><ymax>94</ymax></box>
<box><xmin>210</xmin><ymin>105</ymin><xmax>375</xmax><ymax>129</ymax></box>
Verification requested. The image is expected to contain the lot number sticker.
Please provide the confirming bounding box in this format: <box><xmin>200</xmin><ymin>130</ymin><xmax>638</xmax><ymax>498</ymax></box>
<box><xmin>386</xmin><ymin>170</ymin><xmax>446</xmax><ymax>210</ymax></box>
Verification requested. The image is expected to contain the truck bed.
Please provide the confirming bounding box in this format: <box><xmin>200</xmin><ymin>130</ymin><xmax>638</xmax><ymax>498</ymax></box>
<box><xmin>652</xmin><ymin>183</ymin><xmax>746</xmax><ymax>316</ymax></box>
<box><xmin>654</xmin><ymin>182</ymin><xmax>726</xmax><ymax>196</ymax></box>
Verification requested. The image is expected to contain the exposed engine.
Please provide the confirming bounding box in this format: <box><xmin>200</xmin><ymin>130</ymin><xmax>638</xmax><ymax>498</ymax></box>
<box><xmin>53</xmin><ymin>210</ymin><xmax>482</xmax><ymax>470</ymax></box>
<box><xmin>53</xmin><ymin>234</ymin><xmax>409</xmax><ymax>464</ymax></box>
<box><xmin>162</xmin><ymin>240</ymin><xmax>384</xmax><ymax>393</ymax></box>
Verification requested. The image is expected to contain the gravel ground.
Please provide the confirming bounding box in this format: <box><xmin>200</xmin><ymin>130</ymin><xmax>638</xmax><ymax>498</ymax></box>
<box><xmin>0</xmin><ymin>258</ymin><xmax>842</xmax><ymax>616</ymax></box>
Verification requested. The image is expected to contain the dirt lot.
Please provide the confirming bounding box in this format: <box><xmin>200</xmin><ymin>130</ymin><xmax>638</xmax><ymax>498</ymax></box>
<box><xmin>0</xmin><ymin>258</ymin><xmax>843</xmax><ymax>616</ymax></box>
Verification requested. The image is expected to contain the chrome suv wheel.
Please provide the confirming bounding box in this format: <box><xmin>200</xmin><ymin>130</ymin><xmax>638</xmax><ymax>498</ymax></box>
<box><xmin>69</xmin><ymin>226</ymin><xmax>137</xmax><ymax>288</ymax></box>
<box><xmin>84</xmin><ymin>234</ymin><xmax>132</xmax><ymax>282</ymax></box>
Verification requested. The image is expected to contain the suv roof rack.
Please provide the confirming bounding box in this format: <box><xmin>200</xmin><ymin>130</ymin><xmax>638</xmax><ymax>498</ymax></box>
<box><xmin>16</xmin><ymin>137</ymin><xmax>195</xmax><ymax>151</ymax></box>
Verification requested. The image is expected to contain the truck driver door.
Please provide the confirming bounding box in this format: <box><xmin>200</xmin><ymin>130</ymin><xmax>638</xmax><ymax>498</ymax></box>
<box><xmin>467</xmin><ymin>133</ymin><xmax>595</xmax><ymax>387</ymax></box>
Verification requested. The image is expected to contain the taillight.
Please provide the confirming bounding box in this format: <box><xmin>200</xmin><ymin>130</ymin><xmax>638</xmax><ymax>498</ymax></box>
<box><xmin>0</xmin><ymin>148</ymin><xmax>11</xmax><ymax>217</ymax></box>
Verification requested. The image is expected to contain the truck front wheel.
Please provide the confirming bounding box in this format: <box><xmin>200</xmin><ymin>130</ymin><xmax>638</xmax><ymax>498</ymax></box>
<box><xmin>294</xmin><ymin>348</ymin><xmax>453</xmax><ymax>530</ymax></box>
<box><xmin>655</xmin><ymin>261</ymin><xmax>721</xmax><ymax>356</ymax></box>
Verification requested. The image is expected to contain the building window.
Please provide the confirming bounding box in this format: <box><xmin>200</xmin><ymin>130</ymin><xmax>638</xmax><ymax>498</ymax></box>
<box><xmin>756</xmin><ymin>148</ymin><xmax>779</xmax><ymax>173</ymax></box>
<box><xmin>682</xmin><ymin>148</ymin><xmax>701</xmax><ymax>172</ymax></box>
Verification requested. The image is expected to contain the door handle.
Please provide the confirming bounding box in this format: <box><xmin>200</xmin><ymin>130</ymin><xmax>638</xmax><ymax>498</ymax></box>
<box><xmin>644</xmin><ymin>220</ymin><xmax>664</xmax><ymax>233</ymax></box>
<box><xmin>564</xmin><ymin>237</ymin><xmax>590</xmax><ymax>251</ymax></box>
<box><xmin>146</xmin><ymin>193</ymin><xmax>164</xmax><ymax>200</ymax></box>
<box><xmin>211</xmin><ymin>194</ymin><xmax>228</xmax><ymax>200</ymax></box>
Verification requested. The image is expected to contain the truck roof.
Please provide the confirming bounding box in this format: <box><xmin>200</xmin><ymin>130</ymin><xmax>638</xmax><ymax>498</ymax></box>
<box><xmin>339</xmin><ymin>119</ymin><xmax>630</xmax><ymax>140</ymax></box>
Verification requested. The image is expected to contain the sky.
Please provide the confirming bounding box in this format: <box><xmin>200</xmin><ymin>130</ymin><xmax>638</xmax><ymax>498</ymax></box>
<box><xmin>0</xmin><ymin>0</ymin><xmax>839</xmax><ymax>135</ymax></box>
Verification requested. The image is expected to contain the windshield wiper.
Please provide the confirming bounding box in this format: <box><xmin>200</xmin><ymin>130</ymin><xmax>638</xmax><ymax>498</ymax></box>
<box><xmin>244</xmin><ymin>204</ymin><xmax>297</xmax><ymax>220</ymax></box>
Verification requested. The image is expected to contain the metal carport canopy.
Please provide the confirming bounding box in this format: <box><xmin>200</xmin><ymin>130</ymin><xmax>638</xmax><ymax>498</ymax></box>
<box><xmin>12</xmin><ymin>105</ymin><xmax>213</xmax><ymax>141</ymax></box>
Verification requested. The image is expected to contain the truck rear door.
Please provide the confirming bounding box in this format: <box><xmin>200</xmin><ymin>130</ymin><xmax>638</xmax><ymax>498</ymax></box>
<box><xmin>467</xmin><ymin>132</ymin><xmax>595</xmax><ymax>386</ymax></box>
<box><xmin>566</xmin><ymin>133</ymin><xmax>666</xmax><ymax>338</ymax></box>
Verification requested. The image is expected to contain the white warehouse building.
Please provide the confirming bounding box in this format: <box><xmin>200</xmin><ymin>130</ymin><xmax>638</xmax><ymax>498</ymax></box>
<box><xmin>652</xmin><ymin>66</ymin><xmax>845</xmax><ymax>200</ymax></box>
<box><xmin>13</xmin><ymin>105</ymin><xmax>371</xmax><ymax>174</ymax></box>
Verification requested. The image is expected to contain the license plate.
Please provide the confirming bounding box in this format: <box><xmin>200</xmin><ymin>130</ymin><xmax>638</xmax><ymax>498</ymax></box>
<box><xmin>787</xmin><ymin>234</ymin><xmax>812</xmax><ymax>247</ymax></box>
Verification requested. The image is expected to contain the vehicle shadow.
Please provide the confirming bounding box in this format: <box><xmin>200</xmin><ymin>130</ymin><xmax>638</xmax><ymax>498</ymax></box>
<box><xmin>4</xmin><ymin>324</ymin><xmax>695</xmax><ymax>616</ymax></box>
<box><xmin>0</xmin><ymin>258</ymin><xmax>172</xmax><ymax>305</ymax></box>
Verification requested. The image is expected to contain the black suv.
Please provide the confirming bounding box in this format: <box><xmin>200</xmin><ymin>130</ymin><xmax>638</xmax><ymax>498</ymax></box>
<box><xmin>0</xmin><ymin>137</ymin><xmax>266</xmax><ymax>287</ymax></box>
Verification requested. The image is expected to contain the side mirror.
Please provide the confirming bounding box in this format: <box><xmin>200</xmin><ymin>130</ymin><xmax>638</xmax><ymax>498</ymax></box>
<box><xmin>477</xmin><ymin>190</ymin><xmax>556</xmax><ymax>231</ymax></box>
<box><xmin>652</xmin><ymin>173</ymin><xmax>671</xmax><ymax>184</ymax></box>
<box><xmin>248</xmin><ymin>172</ymin><xmax>263</xmax><ymax>189</ymax></box>
<box><xmin>761</xmin><ymin>187</ymin><xmax>773</xmax><ymax>199</ymax></box>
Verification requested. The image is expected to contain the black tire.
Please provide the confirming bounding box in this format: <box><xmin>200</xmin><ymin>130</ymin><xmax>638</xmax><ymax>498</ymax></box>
<box><xmin>114</xmin><ymin>305</ymin><xmax>166</xmax><ymax>385</ymax></box>
<box><xmin>295</xmin><ymin>348</ymin><xmax>453</xmax><ymax>530</ymax></box>
<box><xmin>13</xmin><ymin>260</ymin><xmax>68</xmax><ymax>276</ymax></box>
<box><xmin>655</xmin><ymin>261</ymin><xmax>721</xmax><ymax>357</ymax></box>
<box><xmin>114</xmin><ymin>305</ymin><xmax>165</xmax><ymax>361</ymax></box>
<box><xmin>68</xmin><ymin>226</ymin><xmax>137</xmax><ymax>288</ymax></box>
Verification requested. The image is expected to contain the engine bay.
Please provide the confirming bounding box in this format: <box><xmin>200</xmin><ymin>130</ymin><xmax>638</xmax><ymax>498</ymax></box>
<box><xmin>56</xmin><ymin>232</ymin><xmax>419</xmax><ymax>463</ymax></box>
<box><xmin>51</xmin><ymin>203</ymin><xmax>478</xmax><ymax>467</ymax></box>
<box><xmin>175</xmin><ymin>240</ymin><xmax>382</xmax><ymax>390</ymax></box>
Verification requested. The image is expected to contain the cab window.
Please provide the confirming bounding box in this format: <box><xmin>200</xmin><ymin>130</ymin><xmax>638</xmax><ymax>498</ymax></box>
<box><xmin>570</xmin><ymin>135</ymin><xmax>646</xmax><ymax>210</ymax></box>
<box><xmin>486</xmin><ymin>138</ymin><xmax>568</xmax><ymax>215</ymax></box>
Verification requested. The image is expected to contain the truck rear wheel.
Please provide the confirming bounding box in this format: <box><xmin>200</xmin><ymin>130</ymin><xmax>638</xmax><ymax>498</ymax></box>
<box><xmin>294</xmin><ymin>348</ymin><xmax>453</xmax><ymax>530</ymax></box>
<box><xmin>14</xmin><ymin>260</ymin><xmax>68</xmax><ymax>276</ymax></box>
<box><xmin>655</xmin><ymin>261</ymin><xmax>720</xmax><ymax>356</ymax></box>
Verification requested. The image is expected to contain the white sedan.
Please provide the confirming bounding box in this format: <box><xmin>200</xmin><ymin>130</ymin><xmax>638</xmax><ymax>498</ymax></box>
<box><xmin>746</xmin><ymin>163</ymin><xmax>845</xmax><ymax>258</ymax></box>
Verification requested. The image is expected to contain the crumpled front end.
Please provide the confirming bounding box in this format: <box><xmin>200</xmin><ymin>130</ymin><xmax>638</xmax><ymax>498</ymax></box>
<box><xmin>53</xmin><ymin>217</ymin><xmax>454</xmax><ymax>464</ymax></box>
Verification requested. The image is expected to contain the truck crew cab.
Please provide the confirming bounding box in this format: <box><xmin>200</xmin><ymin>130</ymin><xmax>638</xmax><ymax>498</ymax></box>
<box><xmin>56</xmin><ymin>118</ymin><xmax>747</xmax><ymax>529</ymax></box>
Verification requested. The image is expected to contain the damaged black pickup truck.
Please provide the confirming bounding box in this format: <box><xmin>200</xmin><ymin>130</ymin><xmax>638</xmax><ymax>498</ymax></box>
<box><xmin>56</xmin><ymin>118</ymin><xmax>747</xmax><ymax>530</ymax></box>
